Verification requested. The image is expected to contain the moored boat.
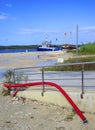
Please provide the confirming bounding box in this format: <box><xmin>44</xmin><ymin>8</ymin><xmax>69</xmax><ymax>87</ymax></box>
<box><xmin>37</xmin><ymin>41</ymin><xmax>62</xmax><ymax>51</ymax></box>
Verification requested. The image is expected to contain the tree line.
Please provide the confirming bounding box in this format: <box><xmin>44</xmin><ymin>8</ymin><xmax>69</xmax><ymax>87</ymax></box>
<box><xmin>0</xmin><ymin>45</ymin><xmax>39</xmax><ymax>49</ymax></box>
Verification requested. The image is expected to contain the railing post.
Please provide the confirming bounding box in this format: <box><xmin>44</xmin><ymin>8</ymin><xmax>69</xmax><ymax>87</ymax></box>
<box><xmin>81</xmin><ymin>64</ymin><xmax>85</xmax><ymax>98</ymax></box>
<box><xmin>13</xmin><ymin>69</ymin><xmax>16</xmax><ymax>84</ymax></box>
<box><xmin>41</xmin><ymin>67</ymin><xmax>45</xmax><ymax>96</ymax></box>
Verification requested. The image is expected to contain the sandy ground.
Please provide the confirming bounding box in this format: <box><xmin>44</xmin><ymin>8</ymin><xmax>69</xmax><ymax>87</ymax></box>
<box><xmin>0</xmin><ymin>51</ymin><xmax>74</xmax><ymax>68</ymax></box>
<box><xmin>0</xmin><ymin>51</ymin><xmax>95</xmax><ymax>129</ymax></box>
<box><xmin>0</xmin><ymin>93</ymin><xmax>95</xmax><ymax>130</ymax></box>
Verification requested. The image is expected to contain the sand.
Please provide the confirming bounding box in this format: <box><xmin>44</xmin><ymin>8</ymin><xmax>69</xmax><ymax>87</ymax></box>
<box><xmin>0</xmin><ymin>50</ymin><xmax>74</xmax><ymax>69</ymax></box>
<box><xmin>0</xmin><ymin>51</ymin><xmax>95</xmax><ymax>129</ymax></box>
<box><xmin>0</xmin><ymin>93</ymin><xmax>95</xmax><ymax>130</ymax></box>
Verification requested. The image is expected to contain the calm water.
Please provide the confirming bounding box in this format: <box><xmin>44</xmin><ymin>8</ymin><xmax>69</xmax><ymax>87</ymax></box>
<box><xmin>0</xmin><ymin>49</ymin><xmax>37</xmax><ymax>53</ymax></box>
<box><xmin>37</xmin><ymin>59</ymin><xmax>57</xmax><ymax>66</ymax></box>
<box><xmin>0</xmin><ymin>68</ymin><xmax>7</xmax><ymax>82</ymax></box>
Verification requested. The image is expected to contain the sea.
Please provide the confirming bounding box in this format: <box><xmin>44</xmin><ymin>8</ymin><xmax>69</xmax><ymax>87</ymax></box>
<box><xmin>0</xmin><ymin>49</ymin><xmax>37</xmax><ymax>53</ymax></box>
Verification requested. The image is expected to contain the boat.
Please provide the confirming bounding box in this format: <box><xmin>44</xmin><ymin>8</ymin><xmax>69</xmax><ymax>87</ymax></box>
<box><xmin>37</xmin><ymin>41</ymin><xmax>62</xmax><ymax>51</ymax></box>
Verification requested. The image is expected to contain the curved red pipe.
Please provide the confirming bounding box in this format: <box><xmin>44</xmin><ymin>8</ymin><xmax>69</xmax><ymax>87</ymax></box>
<box><xmin>4</xmin><ymin>81</ymin><xmax>88</xmax><ymax>124</ymax></box>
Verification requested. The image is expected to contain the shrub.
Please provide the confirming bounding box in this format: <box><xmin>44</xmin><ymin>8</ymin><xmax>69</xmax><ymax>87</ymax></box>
<box><xmin>3</xmin><ymin>69</ymin><xmax>14</xmax><ymax>83</ymax></box>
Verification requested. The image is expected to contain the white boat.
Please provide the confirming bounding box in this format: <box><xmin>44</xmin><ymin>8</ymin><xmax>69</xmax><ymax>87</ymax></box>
<box><xmin>37</xmin><ymin>41</ymin><xmax>61</xmax><ymax>51</ymax></box>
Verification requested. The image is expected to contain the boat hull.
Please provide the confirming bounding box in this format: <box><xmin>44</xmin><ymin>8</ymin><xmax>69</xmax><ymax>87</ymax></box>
<box><xmin>37</xmin><ymin>47</ymin><xmax>55</xmax><ymax>51</ymax></box>
<box><xmin>37</xmin><ymin>47</ymin><xmax>62</xmax><ymax>51</ymax></box>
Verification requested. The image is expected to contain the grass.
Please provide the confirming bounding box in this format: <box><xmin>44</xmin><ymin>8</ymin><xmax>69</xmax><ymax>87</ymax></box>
<box><xmin>45</xmin><ymin>55</ymin><xmax>95</xmax><ymax>71</ymax></box>
<box><xmin>71</xmin><ymin>42</ymin><xmax>95</xmax><ymax>55</ymax></box>
<box><xmin>45</xmin><ymin>43</ymin><xmax>95</xmax><ymax>71</ymax></box>
<box><xmin>79</xmin><ymin>43</ymin><xmax>95</xmax><ymax>54</ymax></box>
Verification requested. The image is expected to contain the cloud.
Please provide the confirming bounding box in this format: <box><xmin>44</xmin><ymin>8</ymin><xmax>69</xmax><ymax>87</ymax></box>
<box><xmin>5</xmin><ymin>4</ymin><xmax>12</xmax><ymax>7</ymax></box>
<box><xmin>15</xmin><ymin>28</ymin><xmax>41</xmax><ymax>34</ymax></box>
<box><xmin>79</xmin><ymin>26</ymin><xmax>95</xmax><ymax>36</ymax></box>
<box><xmin>19</xmin><ymin>28</ymin><xmax>41</xmax><ymax>34</ymax></box>
<box><xmin>0</xmin><ymin>13</ymin><xmax>16</xmax><ymax>20</ymax></box>
<box><xmin>80</xmin><ymin>26</ymin><xmax>95</xmax><ymax>33</ymax></box>
<box><xmin>0</xmin><ymin>14</ymin><xmax>9</xmax><ymax>20</ymax></box>
<box><xmin>80</xmin><ymin>26</ymin><xmax>95</xmax><ymax>30</ymax></box>
<box><xmin>16</xmin><ymin>28</ymin><xmax>63</xmax><ymax>35</ymax></box>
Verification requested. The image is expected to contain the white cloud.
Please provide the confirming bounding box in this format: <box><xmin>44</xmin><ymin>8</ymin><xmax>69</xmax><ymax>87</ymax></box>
<box><xmin>16</xmin><ymin>28</ymin><xmax>63</xmax><ymax>35</ymax></box>
<box><xmin>16</xmin><ymin>28</ymin><xmax>40</xmax><ymax>34</ymax></box>
<box><xmin>0</xmin><ymin>14</ymin><xmax>9</xmax><ymax>20</ymax></box>
<box><xmin>80</xmin><ymin>26</ymin><xmax>95</xmax><ymax>30</ymax></box>
<box><xmin>79</xmin><ymin>26</ymin><xmax>95</xmax><ymax>36</ymax></box>
<box><xmin>0</xmin><ymin>13</ymin><xmax>16</xmax><ymax>20</ymax></box>
<box><xmin>80</xmin><ymin>26</ymin><xmax>95</xmax><ymax>33</ymax></box>
<box><xmin>5</xmin><ymin>4</ymin><xmax>12</xmax><ymax>7</ymax></box>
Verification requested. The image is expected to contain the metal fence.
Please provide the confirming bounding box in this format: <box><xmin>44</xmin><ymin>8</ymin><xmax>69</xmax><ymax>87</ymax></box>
<box><xmin>13</xmin><ymin>61</ymin><xmax>95</xmax><ymax>98</ymax></box>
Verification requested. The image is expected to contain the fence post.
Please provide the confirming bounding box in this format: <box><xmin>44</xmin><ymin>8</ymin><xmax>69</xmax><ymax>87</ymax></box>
<box><xmin>13</xmin><ymin>69</ymin><xmax>16</xmax><ymax>84</ymax></box>
<box><xmin>41</xmin><ymin>67</ymin><xmax>45</xmax><ymax>96</ymax></box>
<box><xmin>81</xmin><ymin>64</ymin><xmax>85</xmax><ymax>98</ymax></box>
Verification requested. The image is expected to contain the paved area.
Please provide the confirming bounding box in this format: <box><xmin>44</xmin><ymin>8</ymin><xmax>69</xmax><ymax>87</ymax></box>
<box><xmin>26</xmin><ymin>71</ymin><xmax>95</xmax><ymax>91</ymax></box>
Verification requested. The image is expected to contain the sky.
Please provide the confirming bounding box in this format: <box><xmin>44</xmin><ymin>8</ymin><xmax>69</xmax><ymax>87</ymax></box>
<box><xmin>0</xmin><ymin>0</ymin><xmax>95</xmax><ymax>46</ymax></box>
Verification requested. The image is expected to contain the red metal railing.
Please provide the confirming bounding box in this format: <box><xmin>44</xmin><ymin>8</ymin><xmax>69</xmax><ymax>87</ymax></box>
<box><xmin>4</xmin><ymin>81</ymin><xmax>88</xmax><ymax>124</ymax></box>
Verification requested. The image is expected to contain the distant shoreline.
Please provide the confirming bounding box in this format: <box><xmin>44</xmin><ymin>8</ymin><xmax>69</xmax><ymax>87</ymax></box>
<box><xmin>0</xmin><ymin>48</ymin><xmax>37</xmax><ymax>53</ymax></box>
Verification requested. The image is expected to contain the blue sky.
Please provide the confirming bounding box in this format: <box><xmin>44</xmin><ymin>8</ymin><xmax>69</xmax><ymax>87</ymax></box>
<box><xmin>0</xmin><ymin>0</ymin><xmax>95</xmax><ymax>46</ymax></box>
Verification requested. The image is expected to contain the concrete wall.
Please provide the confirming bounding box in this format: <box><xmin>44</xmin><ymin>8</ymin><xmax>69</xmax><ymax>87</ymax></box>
<box><xmin>17</xmin><ymin>88</ymin><xmax>95</xmax><ymax>113</ymax></box>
